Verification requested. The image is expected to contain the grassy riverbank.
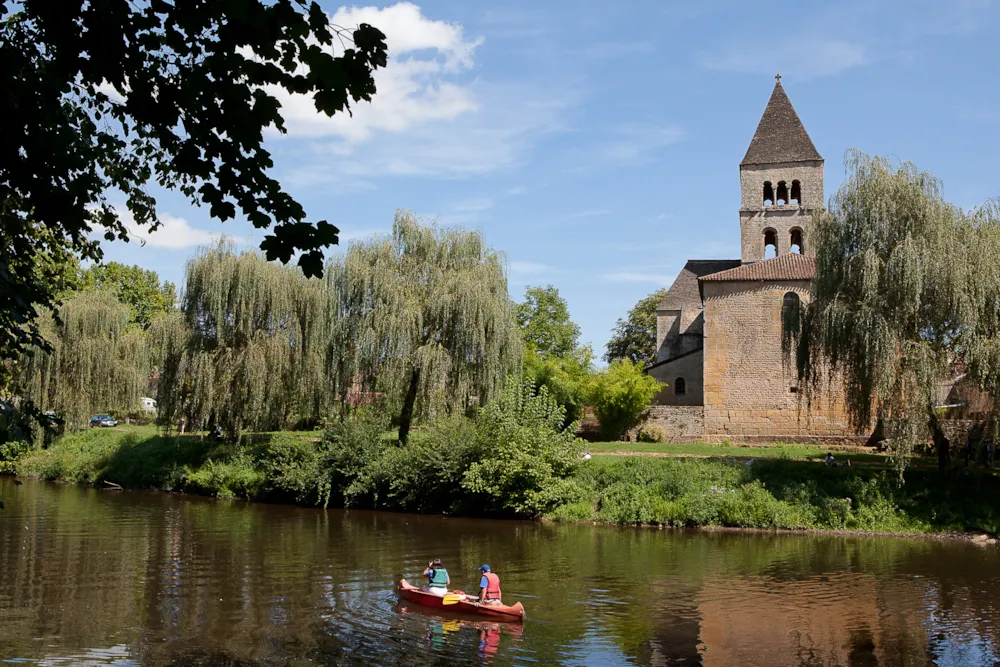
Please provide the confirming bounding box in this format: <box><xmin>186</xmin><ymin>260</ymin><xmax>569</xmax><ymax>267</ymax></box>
<box><xmin>11</xmin><ymin>426</ymin><xmax>1000</xmax><ymax>536</ymax></box>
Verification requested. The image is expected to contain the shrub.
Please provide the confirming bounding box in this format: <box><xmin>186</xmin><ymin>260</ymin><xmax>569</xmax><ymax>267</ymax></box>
<box><xmin>256</xmin><ymin>433</ymin><xmax>325</xmax><ymax>504</ymax></box>
<box><xmin>185</xmin><ymin>451</ymin><xmax>265</xmax><ymax>499</ymax></box>
<box><xmin>636</xmin><ymin>424</ymin><xmax>668</xmax><ymax>443</ymax></box>
<box><xmin>588</xmin><ymin>360</ymin><xmax>663</xmax><ymax>441</ymax></box>
<box><xmin>0</xmin><ymin>440</ymin><xmax>31</xmax><ymax>473</ymax></box>
<box><xmin>462</xmin><ymin>378</ymin><xmax>585</xmax><ymax>516</ymax></box>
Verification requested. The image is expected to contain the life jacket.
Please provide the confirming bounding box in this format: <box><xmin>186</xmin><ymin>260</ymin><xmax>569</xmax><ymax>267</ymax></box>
<box><xmin>427</xmin><ymin>568</ymin><xmax>449</xmax><ymax>588</ymax></box>
<box><xmin>482</xmin><ymin>572</ymin><xmax>501</xmax><ymax>600</ymax></box>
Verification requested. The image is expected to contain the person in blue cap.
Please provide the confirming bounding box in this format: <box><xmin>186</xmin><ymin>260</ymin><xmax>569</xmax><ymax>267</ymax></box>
<box><xmin>476</xmin><ymin>564</ymin><xmax>502</xmax><ymax>605</ymax></box>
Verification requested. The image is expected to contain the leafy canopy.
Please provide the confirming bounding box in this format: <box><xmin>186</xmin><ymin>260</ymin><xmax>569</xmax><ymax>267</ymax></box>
<box><xmin>0</xmin><ymin>0</ymin><xmax>387</xmax><ymax>356</ymax></box>
<box><xmin>329</xmin><ymin>211</ymin><xmax>522</xmax><ymax>444</ymax></box>
<box><xmin>588</xmin><ymin>359</ymin><xmax>664</xmax><ymax>441</ymax></box>
<box><xmin>80</xmin><ymin>262</ymin><xmax>176</xmax><ymax>329</ymax></box>
<box><xmin>605</xmin><ymin>288</ymin><xmax>668</xmax><ymax>365</ymax></box>
<box><xmin>786</xmin><ymin>150</ymin><xmax>1000</xmax><ymax>474</ymax></box>
<box><xmin>154</xmin><ymin>241</ymin><xmax>330</xmax><ymax>439</ymax></box>
<box><xmin>515</xmin><ymin>285</ymin><xmax>581</xmax><ymax>359</ymax></box>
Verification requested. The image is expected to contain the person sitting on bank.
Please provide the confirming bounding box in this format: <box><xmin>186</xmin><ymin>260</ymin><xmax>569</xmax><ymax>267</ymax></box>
<box><xmin>422</xmin><ymin>559</ymin><xmax>450</xmax><ymax>596</ymax></box>
<box><xmin>476</xmin><ymin>564</ymin><xmax>502</xmax><ymax>605</ymax></box>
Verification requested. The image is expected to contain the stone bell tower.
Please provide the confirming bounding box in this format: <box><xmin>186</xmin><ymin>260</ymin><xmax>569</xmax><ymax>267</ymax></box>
<box><xmin>738</xmin><ymin>75</ymin><xmax>823</xmax><ymax>262</ymax></box>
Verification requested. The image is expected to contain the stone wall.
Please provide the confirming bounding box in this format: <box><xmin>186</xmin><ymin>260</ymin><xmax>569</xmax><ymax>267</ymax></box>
<box><xmin>648</xmin><ymin>348</ymin><xmax>704</xmax><ymax>406</ymax></box>
<box><xmin>702</xmin><ymin>279</ymin><xmax>854</xmax><ymax>440</ymax></box>
<box><xmin>643</xmin><ymin>405</ymin><xmax>704</xmax><ymax>442</ymax></box>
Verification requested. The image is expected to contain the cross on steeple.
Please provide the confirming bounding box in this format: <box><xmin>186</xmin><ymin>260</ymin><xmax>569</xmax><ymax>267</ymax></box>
<box><xmin>775</xmin><ymin>73</ymin><xmax>781</xmax><ymax>83</ymax></box>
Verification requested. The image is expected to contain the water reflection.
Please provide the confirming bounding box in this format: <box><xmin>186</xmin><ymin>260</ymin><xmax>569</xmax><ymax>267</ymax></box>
<box><xmin>1</xmin><ymin>477</ymin><xmax>998</xmax><ymax>666</ymax></box>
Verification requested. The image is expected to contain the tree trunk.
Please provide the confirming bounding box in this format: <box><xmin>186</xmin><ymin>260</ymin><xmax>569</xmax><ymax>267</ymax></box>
<box><xmin>929</xmin><ymin>410</ymin><xmax>951</xmax><ymax>472</ymax></box>
<box><xmin>397</xmin><ymin>369</ymin><xmax>420</xmax><ymax>445</ymax></box>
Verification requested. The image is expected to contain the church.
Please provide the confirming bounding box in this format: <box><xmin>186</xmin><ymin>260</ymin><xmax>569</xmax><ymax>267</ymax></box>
<box><xmin>645</xmin><ymin>78</ymin><xmax>854</xmax><ymax>442</ymax></box>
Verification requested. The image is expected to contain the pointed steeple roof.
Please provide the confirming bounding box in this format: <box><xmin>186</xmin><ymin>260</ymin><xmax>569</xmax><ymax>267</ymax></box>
<box><xmin>741</xmin><ymin>79</ymin><xmax>822</xmax><ymax>166</ymax></box>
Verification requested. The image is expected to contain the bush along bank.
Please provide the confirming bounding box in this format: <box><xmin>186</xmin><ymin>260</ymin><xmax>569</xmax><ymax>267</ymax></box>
<box><xmin>550</xmin><ymin>456</ymin><xmax>1000</xmax><ymax>536</ymax></box>
<box><xmin>14</xmin><ymin>379</ymin><xmax>585</xmax><ymax>518</ymax></box>
<box><xmin>11</xmin><ymin>386</ymin><xmax>1000</xmax><ymax>536</ymax></box>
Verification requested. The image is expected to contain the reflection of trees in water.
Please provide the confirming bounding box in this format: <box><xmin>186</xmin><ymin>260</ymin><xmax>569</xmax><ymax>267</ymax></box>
<box><xmin>3</xmin><ymin>479</ymin><xmax>1000</xmax><ymax>666</ymax></box>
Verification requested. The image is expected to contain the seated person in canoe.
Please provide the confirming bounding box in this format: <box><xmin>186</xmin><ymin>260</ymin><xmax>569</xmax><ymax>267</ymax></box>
<box><xmin>471</xmin><ymin>564</ymin><xmax>502</xmax><ymax>605</ymax></box>
<box><xmin>422</xmin><ymin>558</ymin><xmax>450</xmax><ymax>596</ymax></box>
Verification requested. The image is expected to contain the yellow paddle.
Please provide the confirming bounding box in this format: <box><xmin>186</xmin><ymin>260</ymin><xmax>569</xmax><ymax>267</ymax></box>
<box><xmin>441</xmin><ymin>593</ymin><xmax>466</xmax><ymax>605</ymax></box>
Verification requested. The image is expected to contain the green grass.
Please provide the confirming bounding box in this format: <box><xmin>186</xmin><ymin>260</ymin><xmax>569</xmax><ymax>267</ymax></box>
<box><xmin>586</xmin><ymin>441</ymin><xmax>829</xmax><ymax>458</ymax></box>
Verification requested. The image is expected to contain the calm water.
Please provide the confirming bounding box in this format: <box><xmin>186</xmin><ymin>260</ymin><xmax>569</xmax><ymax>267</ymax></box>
<box><xmin>1</xmin><ymin>478</ymin><xmax>998</xmax><ymax>666</ymax></box>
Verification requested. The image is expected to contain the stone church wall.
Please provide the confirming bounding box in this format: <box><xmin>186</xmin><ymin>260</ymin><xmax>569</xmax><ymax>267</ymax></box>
<box><xmin>648</xmin><ymin>348</ymin><xmax>704</xmax><ymax>406</ymax></box>
<box><xmin>643</xmin><ymin>405</ymin><xmax>704</xmax><ymax>443</ymax></box>
<box><xmin>702</xmin><ymin>280</ymin><xmax>855</xmax><ymax>441</ymax></box>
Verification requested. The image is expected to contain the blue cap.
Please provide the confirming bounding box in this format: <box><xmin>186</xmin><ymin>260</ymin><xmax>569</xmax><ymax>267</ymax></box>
<box><xmin>479</xmin><ymin>564</ymin><xmax>491</xmax><ymax>572</ymax></box>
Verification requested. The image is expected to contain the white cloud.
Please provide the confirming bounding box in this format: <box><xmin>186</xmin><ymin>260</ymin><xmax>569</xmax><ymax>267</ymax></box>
<box><xmin>603</xmin><ymin>271</ymin><xmax>676</xmax><ymax>284</ymax></box>
<box><xmin>451</xmin><ymin>197</ymin><xmax>494</xmax><ymax>212</ymax></box>
<box><xmin>339</xmin><ymin>227</ymin><xmax>389</xmax><ymax>242</ymax></box>
<box><xmin>702</xmin><ymin>38</ymin><xmax>866</xmax><ymax>80</ymax></box>
<box><xmin>509</xmin><ymin>260</ymin><xmax>551</xmax><ymax>276</ymax></box>
<box><xmin>96</xmin><ymin>208</ymin><xmax>241</xmax><ymax>249</ymax></box>
<box><xmin>269</xmin><ymin>2</ymin><xmax>482</xmax><ymax>142</ymax></box>
<box><xmin>272</xmin><ymin>5</ymin><xmax>575</xmax><ymax>185</ymax></box>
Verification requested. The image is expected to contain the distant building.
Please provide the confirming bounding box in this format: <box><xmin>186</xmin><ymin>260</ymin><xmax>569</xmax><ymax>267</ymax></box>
<box><xmin>645</xmin><ymin>78</ymin><xmax>853</xmax><ymax>443</ymax></box>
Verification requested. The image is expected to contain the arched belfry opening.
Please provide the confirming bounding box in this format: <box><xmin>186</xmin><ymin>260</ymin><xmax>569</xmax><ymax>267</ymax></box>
<box><xmin>776</xmin><ymin>181</ymin><xmax>789</xmax><ymax>205</ymax></box>
<box><xmin>763</xmin><ymin>181</ymin><xmax>774</xmax><ymax>206</ymax></box>
<box><xmin>790</xmin><ymin>228</ymin><xmax>804</xmax><ymax>254</ymax></box>
<box><xmin>763</xmin><ymin>228</ymin><xmax>777</xmax><ymax>258</ymax></box>
<box><xmin>790</xmin><ymin>180</ymin><xmax>801</xmax><ymax>205</ymax></box>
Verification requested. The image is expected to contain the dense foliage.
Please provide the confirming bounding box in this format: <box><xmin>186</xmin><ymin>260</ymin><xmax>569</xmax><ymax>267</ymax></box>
<box><xmin>80</xmin><ymin>262</ymin><xmax>176</xmax><ymax>329</ymax></box>
<box><xmin>516</xmin><ymin>284</ymin><xmax>592</xmax><ymax>425</ymax></box>
<box><xmin>1</xmin><ymin>0</ymin><xmax>387</xmax><ymax>358</ymax></box>
<box><xmin>785</xmin><ymin>151</ymin><xmax>1000</xmax><ymax>474</ymax></box>
<box><xmin>588</xmin><ymin>359</ymin><xmax>663</xmax><ymax>440</ymax></box>
<box><xmin>154</xmin><ymin>241</ymin><xmax>330</xmax><ymax>439</ymax></box>
<box><xmin>604</xmin><ymin>288</ymin><xmax>667</xmax><ymax>365</ymax></box>
<box><xmin>12</xmin><ymin>291</ymin><xmax>149</xmax><ymax>430</ymax></box>
<box><xmin>328</xmin><ymin>211</ymin><xmax>522</xmax><ymax>443</ymax></box>
<box><xmin>515</xmin><ymin>285</ymin><xmax>581</xmax><ymax>359</ymax></box>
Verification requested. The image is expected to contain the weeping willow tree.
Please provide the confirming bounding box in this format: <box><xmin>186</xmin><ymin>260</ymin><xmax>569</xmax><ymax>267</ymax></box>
<box><xmin>329</xmin><ymin>211</ymin><xmax>522</xmax><ymax>444</ymax></box>
<box><xmin>155</xmin><ymin>241</ymin><xmax>330</xmax><ymax>439</ymax></box>
<box><xmin>13</xmin><ymin>290</ymin><xmax>149</xmax><ymax>431</ymax></box>
<box><xmin>786</xmin><ymin>150</ymin><xmax>1000</xmax><ymax>475</ymax></box>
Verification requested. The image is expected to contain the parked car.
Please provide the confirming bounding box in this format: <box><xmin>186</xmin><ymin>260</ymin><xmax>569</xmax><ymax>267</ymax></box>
<box><xmin>89</xmin><ymin>414</ymin><xmax>118</xmax><ymax>428</ymax></box>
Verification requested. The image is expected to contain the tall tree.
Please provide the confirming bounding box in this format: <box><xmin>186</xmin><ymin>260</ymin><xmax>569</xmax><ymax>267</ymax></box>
<box><xmin>13</xmin><ymin>290</ymin><xmax>149</xmax><ymax>430</ymax></box>
<box><xmin>515</xmin><ymin>285</ymin><xmax>580</xmax><ymax>359</ymax></box>
<box><xmin>1</xmin><ymin>1</ymin><xmax>387</xmax><ymax>357</ymax></box>
<box><xmin>604</xmin><ymin>288</ymin><xmax>667</xmax><ymax>365</ymax></box>
<box><xmin>786</xmin><ymin>151</ymin><xmax>1000</xmax><ymax>475</ymax></box>
<box><xmin>330</xmin><ymin>211</ymin><xmax>522</xmax><ymax>444</ymax></box>
<box><xmin>154</xmin><ymin>241</ymin><xmax>330</xmax><ymax>439</ymax></box>
<box><xmin>81</xmin><ymin>262</ymin><xmax>176</xmax><ymax>329</ymax></box>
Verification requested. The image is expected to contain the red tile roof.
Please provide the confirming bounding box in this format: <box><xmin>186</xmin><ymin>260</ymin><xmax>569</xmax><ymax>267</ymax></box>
<box><xmin>700</xmin><ymin>254</ymin><xmax>816</xmax><ymax>282</ymax></box>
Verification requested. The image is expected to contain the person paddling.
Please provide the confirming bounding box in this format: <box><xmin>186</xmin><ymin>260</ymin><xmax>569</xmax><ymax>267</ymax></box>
<box><xmin>476</xmin><ymin>564</ymin><xmax>502</xmax><ymax>605</ymax></box>
<box><xmin>422</xmin><ymin>559</ymin><xmax>450</xmax><ymax>596</ymax></box>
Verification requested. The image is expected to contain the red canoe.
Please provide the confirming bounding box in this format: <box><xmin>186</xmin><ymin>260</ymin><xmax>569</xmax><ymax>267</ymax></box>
<box><xmin>398</xmin><ymin>579</ymin><xmax>526</xmax><ymax>621</ymax></box>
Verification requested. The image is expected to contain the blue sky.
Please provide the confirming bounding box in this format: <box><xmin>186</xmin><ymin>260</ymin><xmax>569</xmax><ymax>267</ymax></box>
<box><xmin>98</xmin><ymin>0</ymin><xmax>1000</xmax><ymax>356</ymax></box>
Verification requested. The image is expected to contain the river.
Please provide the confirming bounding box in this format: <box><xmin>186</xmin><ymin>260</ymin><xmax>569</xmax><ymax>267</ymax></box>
<box><xmin>1</xmin><ymin>477</ymin><xmax>998</xmax><ymax>666</ymax></box>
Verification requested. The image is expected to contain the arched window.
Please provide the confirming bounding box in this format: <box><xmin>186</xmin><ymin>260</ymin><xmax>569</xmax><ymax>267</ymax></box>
<box><xmin>782</xmin><ymin>291</ymin><xmax>801</xmax><ymax>322</ymax></box>
<box><xmin>763</xmin><ymin>228</ymin><xmax>777</xmax><ymax>259</ymax></box>
<box><xmin>790</xmin><ymin>180</ymin><xmax>801</xmax><ymax>205</ymax></box>
<box><xmin>763</xmin><ymin>181</ymin><xmax>774</xmax><ymax>206</ymax></box>
<box><xmin>790</xmin><ymin>228</ymin><xmax>803</xmax><ymax>254</ymax></box>
<box><xmin>674</xmin><ymin>377</ymin><xmax>686</xmax><ymax>396</ymax></box>
<box><xmin>776</xmin><ymin>181</ymin><xmax>789</xmax><ymax>205</ymax></box>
